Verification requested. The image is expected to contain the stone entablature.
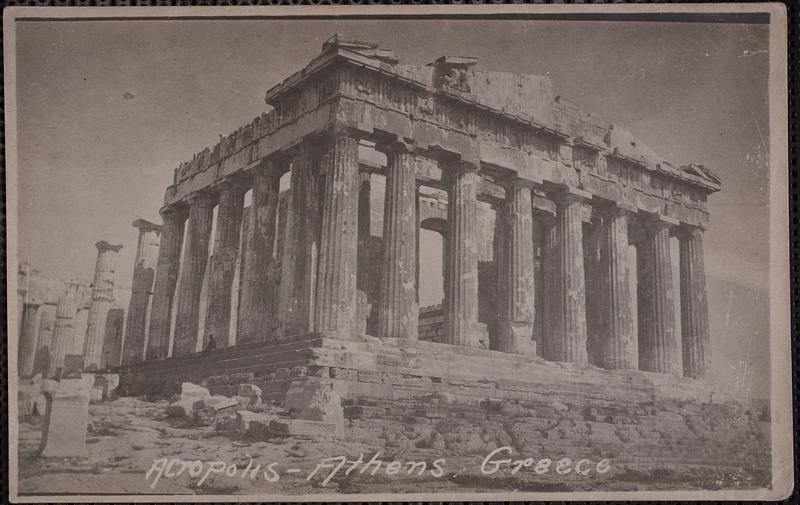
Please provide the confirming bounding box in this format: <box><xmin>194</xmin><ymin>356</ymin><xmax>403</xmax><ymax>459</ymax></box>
<box><xmin>165</xmin><ymin>34</ymin><xmax>719</xmax><ymax>230</ymax></box>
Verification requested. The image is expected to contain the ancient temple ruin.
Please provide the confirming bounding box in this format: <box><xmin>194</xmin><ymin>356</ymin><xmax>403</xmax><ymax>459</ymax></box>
<box><xmin>109</xmin><ymin>34</ymin><xmax>719</xmax><ymax>383</ymax></box>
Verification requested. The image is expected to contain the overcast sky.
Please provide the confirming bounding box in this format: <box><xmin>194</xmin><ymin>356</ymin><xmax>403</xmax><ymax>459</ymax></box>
<box><xmin>13</xmin><ymin>17</ymin><xmax>772</xmax><ymax>397</ymax></box>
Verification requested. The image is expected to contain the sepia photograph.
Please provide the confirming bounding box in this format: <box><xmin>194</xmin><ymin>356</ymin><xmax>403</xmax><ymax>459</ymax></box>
<box><xmin>5</xmin><ymin>4</ymin><xmax>792</xmax><ymax>502</ymax></box>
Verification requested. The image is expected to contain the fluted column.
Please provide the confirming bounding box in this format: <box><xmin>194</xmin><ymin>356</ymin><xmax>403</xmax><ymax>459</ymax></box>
<box><xmin>238</xmin><ymin>162</ymin><xmax>280</xmax><ymax>344</ymax></box>
<box><xmin>279</xmin><ymin>148</ymin><xmax>323</xmax><ymax>337</ymax></box>
<box><xmin>444</xmin><ymin>162</ymin><xmax>484</xmax><ymax>348</ymax></box>
<box><xmin>679</xmin><ymin>226</ymin><xmax>711</xmax><ymax>379</ymax></box>
<box><xmin>637</xmin><ymin>216</ymin><xmax>679</xmax><ymax>375</ymax></box>
<box><xmin>540</xmin><ymin>216</ymin><xmax>558</xmax><ymax>358</ymax></box>
<box><xmin>173</xmin><ymin>194</ymin><xmax>214</xmax><ymax>356</ymax></box>
<box><xmin>18</xmin><ymin>303</ymin><xmax>41</xmax><ymax>377</ymax></box>
<box><xmin>204</xmin><ymin>180</ymin><xmax>246</xmax><ymax>347</ymax></box>
<box><xmin>597</xmin><ymin>207</ymin><xmax>636</xmax><ymax>369</ymax></box>
<box><xmin>122</xmin><ymin>220</ymin><xmax>161</xmax><ymax>365</ymax></box>
<box><xmin>377</xmin><ymin>141</ymin><xmax>419</xmax><ymax>340</ymax></box>
<box><xmin>146</xmin><ymin>208</ymin><xmax>187</xmax><ymax>359</ymax></box>
<box><xmin>48</xmin><ymin>282</ymin><xmax>84</xmax><ymax>377</ymax></box>
<box><xmin>82</xmin><ymin>241</ymin><xmax>123</xmax><ymax>371</ymax></box>
<box><xmin>33</xmin><ymin>310</ymin><xmax>54</xmax><ymax>375</ymax></box>
<box><xmin>546</xmin><ymin>191</ymin><xmax>589</xmax><ymax>364</ymax></box>
<box><xmin>314</xmin><ymin>130</ymin><xmax>360</xmax><ymax>337</ymax></box>
<box><xmin>496</xmin><ymin>180</ymin><xmax>536</xmax><ymax>354</ymax></box>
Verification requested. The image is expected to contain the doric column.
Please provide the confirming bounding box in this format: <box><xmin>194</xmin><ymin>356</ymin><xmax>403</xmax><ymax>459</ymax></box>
<box><xmin>101</xmin><ymin>308</ymin><xmax>125</xmax><ymax>368</ymax></box>
<box><xmin>122</xmin><ymin>219</ymin><xmax>161</xmax><ymax>365</ymax></box>
<box><xmin>33</xmin><ymin>309</ymin><xmax>54</xmax><ymax>375</ymax></box>
<box><xmin>546</xmin><ymin>190</ymin><xmax>590</xmax><ymax>364</ymax></box>
<box><xmin>204</xmin><ymin>180</ymin><xmax>246</xmax><ymax>347</ymax></box>
<box><xmin>444</xmin><ymin>162</ymin><xmax>484</xmax><ymax>348</ymax></box>
<box><xmin>279</xmin><ymin>148</ymin><xmax>323</xmax><ymax>337</ymax></box>
<box><xmin>173</xmin><ymin>193</ymin><xmax>214</xmax><ymax>356</ymax></box>
<box><xmin>48</xmin><ymin>282</ymin><xmax>84</xmax><ymax>377</ymax></box>
<box><xmin>496</xmin><ymin>180</ymin><xmax>536</xmax><ymax>354</ymax></box>
<box><xmin>82</xmin><ymin>241</ymin><xmax>123</xmax><ymax>371</ymax></box>
<box><xmin>679</xmin><ymin>226</ymin><xmax>711</xmax><ymax>379</ymax></box>
<box><xmin>238</xmin><ymin>162</ymin><xmax>280</xmax><ymax>344</ymax></box>
<box><xmin>314</xmin><ymin>130</ymin><xmax>360</xmax><ymax>337</ymax></box>
<box><xmin>18</xmin><ymin>303</ymin><xmax>41</xmax><ymax>377</ymax></box>
<box><xmin>377</xmin><ymin>141</ymin><xmax>419</xmax><ymax>340</ymax></box>
<box><xmin>637</xmin><ymin>215</ymin><xmax>679</xmax><ymax>375</ymax></box>
<box><xmin>597</xmin><ymin>206</ymin><xmax>636</xmax><ymax>369</ymax></box>
<box><xmin>539</xmin><ymin>215</ymin><xmax>558</xmax><ymax>358</ymax></box>
<box><xmin>146</xmin><ymin>208</ymin><xmax>187</xmax><ymax>359</ymax></box>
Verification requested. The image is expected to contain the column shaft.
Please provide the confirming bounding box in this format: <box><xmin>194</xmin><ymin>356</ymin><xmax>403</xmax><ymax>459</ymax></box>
<box><xmin>18</xmin><ymin>303</ymin><xmax>41</xmax><ymax>377</ymax></box>
<box><xmin>48</xmin><ymin>283</ymin><xmax>83</xmax><ymax>377</ymax></box>
<box><xmin>122</xmin><ymin>221</ymin><xmax>161</xmax><ymax>365</ymax></box>
<box><xmin>83</xmin><ymin>242</ymin><xmax>123</xmax><ymax>370</ymax></box>
<box><xmin>540</xmin><ymin>218</ymin><xmax>558</xmax><ymax>358</ymax></box>
<box><xmin>204</xmin><ymin>181</ymin><xmax>245</xmax><ymax>347</ymax></box>
<box><xmin>377</xmin><ymin>145</ymin><xmax>419</xmax><ymax>340</ymax></box>
<box><xmin>314</xmin><ymin>132</ymin><xmax>360</xmax><ymax>337</ymax></box>
<box><xmin>444</xmin><ymin>165</ymin><xmax>482</xmax><ymax>347</ymax></box>
<box><xmin>637</xmin><ymin>220</ymin><xmax>679</xmax><ymax>375</ymax></box>
<box><xmin>173</xmin><ymin>196</ymin><xmax>214</xmax><ymax>356</ymax></box>
<box><xmin>496</xmin><ymin>183</ymin><xmax>535</xmax><ymax>353</ymax></box>
<box><xmin>549</xmin><ymin>193</ymin><xmax>589</xmax><ymax>364</ymax></box>
<box><xmin>278</xmin><ymin>150</ymin><xmax>322</xmax><ymax>337</ymax></box>
<box><xmin>238</xmin><ymin>166</ymin><xmax>280</xmax><ymax>344</ymax></box>
<box><xmin>147</xmin><ymin>211</ymin><xmax>186</xmax><ymax>359</ymax></box>
<box><xmin>680</xmin><ymin>227</ymin><xmax>711</xmax><ymax>379</ymax></box>
<box><xmin>597</xmin><ymin>208</ymin><xmax>636</xmax><ymax>369</ymax></box>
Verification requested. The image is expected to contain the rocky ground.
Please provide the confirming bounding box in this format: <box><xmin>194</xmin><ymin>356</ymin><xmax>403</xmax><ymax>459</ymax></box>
<box><xmin>16</xmin><ymin>390</ymin><xmax>770</xmax><ymax>498</ymax></box>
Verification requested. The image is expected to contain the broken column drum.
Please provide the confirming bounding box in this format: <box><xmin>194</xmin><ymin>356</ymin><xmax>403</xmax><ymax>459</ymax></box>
<box><xmin>129</xmin><ymin>34</ymin><xmax>720</xmax><ymax>383</ymax></box>
<box><xmin>82</xmin><ymin>241</ymin><xmax>123</xmax><ymax>371</ymax></box>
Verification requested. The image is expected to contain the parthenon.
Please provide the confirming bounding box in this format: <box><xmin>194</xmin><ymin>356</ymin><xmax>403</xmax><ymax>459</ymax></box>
<box><xmin>17</xmin><ymin>34</ymin><xmax>721</xmax><ymax>384</ymax></box>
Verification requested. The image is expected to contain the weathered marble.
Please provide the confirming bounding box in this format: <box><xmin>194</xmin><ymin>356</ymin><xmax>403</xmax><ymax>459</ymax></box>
<box><xmin>18</xmin><ymin>303</ymin><xmax>41</xmax><ymax>377</ymax></box>
<box><xmin>679</xmin><ymin>226</ymin><xmax>711</xmax><ymax>380</ymax></box>
<box><xmin>314</xmin><ymin>131</ymin><xmax>360</xmax><ymax>337</ymax></box>
<box><xmin>147</xmin><ymin>209</ymin><xmax>187</xmax><ymax>360</ymax></box>
<box><xmin>38</xmin><ymin>378</ymin><xmax>91</xmax><ymax>458</ymax></box>
<box><xmin>637</xmin><ymin>216</ymin><xmax>679</xmax><ymax>375</ymax></box>
<box><xmin>48</xmin><ymin>282</ymin><xmax>87</xmax><ymax>377</ymax></box>
<box><xmin>101</xmin><ymin>308</ymin><xmax>125</xmax><ymax>369</ymax></box>
<box><xmin>238</xmin><ymin>162</ymin><xmax>280</xmax><ymax>344</ymax></box>
<box><xmin>122</xmin><ymin>219</ymin><xmax>161</xmax><ymax>365</ymax></box>
<box><xmin>174</xmin><ymin>194</ymin><xmax>215</xmax><ymax>356</ymax></box>
<box><xmin>82</xmin><ymin>241</ymin><xmax>123</xmax><ymax>371</ymax></box>
<box><xmin>377</xmin><ymin>142</ymin><xmax>418</xmax><ymax>340</ymax></box>
<box><xmin>204</xmin><ymin>180</ymin><xmax>246</xmax><ymax>347</ymax></box>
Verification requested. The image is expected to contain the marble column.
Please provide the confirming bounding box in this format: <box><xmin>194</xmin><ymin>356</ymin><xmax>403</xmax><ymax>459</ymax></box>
<box><xmin>597</xmin><ymin>207</ymin><xmax>636</xmax><ymax>369</ymax></box>
<box><xmin>33</xmin><ymin>309</ymin><xmax>54</xmax><ymax>376</ymax></box>
<box><xmin>314</xmin><ymin>130</ymin><xmax>360</xmax><ymax>337</ymax></box>
<box><xmin>18</xmin><ymin>303</ymin><xmax>41</xmax><ymax>377</ymax></box>
<box><xmin>547</xmin><ymin>191</ymin><xmax>589</xmax><ymax>364</ymax></box>
<box><xmin>377</xmin><ymin>141</ymin><xmax>419</xmax><ymax>340</ymax></box>
<box><xmin>540</xmin><ymin>216</ymin><xmax>558</xmax><ymax>359</ymax></box>
<box><xmin>238</xmin><ymin>162</ymin><xmax>280</xmax><ymax>344</ymax></box>
<box><xmin>146</xmin><ymin>208</ymin><xmax>187</xmax><ymax>359</ymax></box>
<box><xmin>279</xmin><ymin>149</ymin><xmax>323</xmax><ymax>337</ymax></box>
<box><xmin>82</xmin><ymin>241</ymin><xmax>123</xmax><ymax>371</ymax></box>
<box><xmin>496</xmin><ymin>180</ymin><xmax>536</xmax><ymax>354</ymax></box>
<box><xmin>49</xmin><ymin>282</ymin><xmax>84</xmax><ymax>377</ymax></box>
<box><xmin>679</xmin><ymin>226</ymin><xmax>711</xmax><ymax>380</ymax></box>
<box><xmin>637</xmin><ymin>216</ymin><xmax>679</xmax><ymax>375</ymax></box>
<box><xmin>122</xmin><ymin>220</ymin><xmax>161</xmax><ymax>365</ymax></box>
<box><xmin>444</xmin><ymin>162</ymin><xmax>483</xmax><ymax>348</ymax></box>
<box><xmin>204</xmin><ymin>180</ymin><xmax>246</xmax><ymax>347</ymax></box>
<box><xmin>101</xmin><ymin>308</ymin><xmax>125</xmax><ymax>368</ymax></box>
<box><xmin>173</xmin><ymin>194</ymin><xmax>214</xmax><ymax>356</ymax></box>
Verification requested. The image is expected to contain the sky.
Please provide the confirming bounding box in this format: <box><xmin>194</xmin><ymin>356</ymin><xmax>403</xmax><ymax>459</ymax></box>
<box><xmin>13</xmin><ymin>17</ymin><xmax>773</xmax><ymax>397</ymax></box>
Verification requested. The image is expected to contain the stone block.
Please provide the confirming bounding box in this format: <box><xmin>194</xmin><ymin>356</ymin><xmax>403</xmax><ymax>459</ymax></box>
<box><xmin>237</xmin><ymin>383</ymin><xmax>262</xmax><ymax>407</ymax></box>
<box><xmin>38</xmin><ymin>378</ymin><xmax>91</xmax><ymax>458</ymax></box>
<box><xmin>232</xmin><ymin>395</ymin><xmax>250</xmax><ymax>408</ymax></box>
<box><xmin>180</xmin><ymin>382</ymin><xmax>210</xmax><ymax>399</ymax></box>
<box><xmin>166</xmin><ymin>398</ymin><xmax>199</xmax><ymax>417</ymax></box>
<box><xmin>88</xmin><ymin>386</ymin><xmax>104</xmax><ymax>404</ymax></box>
<box><xmin>268</xmin><ymin>418</ymin><xmax>338</xmax><ymax>438</ymax></box>
<box><xmin>94</xmin><ymin>373</ymin><xmax>120</xmax><ymax>400</ymax></box>
<box><xmin>235</xmin><ymin>410</ymin><xmax>276</xmax><ymax>432</ymax></box>
<box><xmin>202</xmin><ymin>395</ymin><xmax>240</xmax><ymax>413</ymax></box>
<box><xmin>284</xmin><ymin>378</ymin><xmax>344</xmax><ymax>435</ymax></box>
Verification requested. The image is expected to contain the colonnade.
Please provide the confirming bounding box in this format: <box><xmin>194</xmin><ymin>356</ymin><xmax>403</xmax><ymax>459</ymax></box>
<box><xmin>126</xmin><ymin>128</ymin><xmax>711</xmax><ymax>380</ymax></box>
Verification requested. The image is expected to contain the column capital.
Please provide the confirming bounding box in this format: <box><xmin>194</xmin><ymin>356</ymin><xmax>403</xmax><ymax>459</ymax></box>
<box><xmin>251</xmin><ymin>158</ymin><xmax>279</xmax><ymax>179</ymax></box>
<box><xmin>96</xmin><ymin>241</ymin><xmax>123</xmax><ymax>254</ymax></box>
<box><xmin>674</xmin><ymin>223</ymin><xmax>705</xmax><ymax>239</ymax></box>
<box><xmin>375</xmin><ymin>139</ymin><xmax>415</xmax><ymax>156</ymax></box>
<box><xmin>640</xmin><ymin>212</ymin><xmax>679</xmax><ymax>229</ymax></box>
<box><xmin>132</xmin><ymin>218</ymin><xmax>162</xmax><ymax>234</ymax></box>
<box><xmin>552</xmin><ymin>185</ymin><xmax>592</xmax><ymax>204</ymax></box>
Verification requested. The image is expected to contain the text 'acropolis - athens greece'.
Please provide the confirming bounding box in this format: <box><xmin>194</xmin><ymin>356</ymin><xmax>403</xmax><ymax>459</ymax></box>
<box><xmin>6</xmin><ymin>6</ymin><xmax>792</xmax><ymax>502</ymax></box>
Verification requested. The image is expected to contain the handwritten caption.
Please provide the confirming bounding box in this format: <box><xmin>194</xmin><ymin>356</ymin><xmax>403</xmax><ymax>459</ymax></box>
<box><xmin>145</xmin><ymin>447</ymin><xmax>611</xmax><ymax>489</ymax></box>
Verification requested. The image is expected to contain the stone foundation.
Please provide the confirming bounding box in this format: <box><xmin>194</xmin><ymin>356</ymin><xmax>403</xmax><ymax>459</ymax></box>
<box><xmin>116</xmin><ymin>335</ymin><xmax>770</xmax><ymax>488</ymax></box>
